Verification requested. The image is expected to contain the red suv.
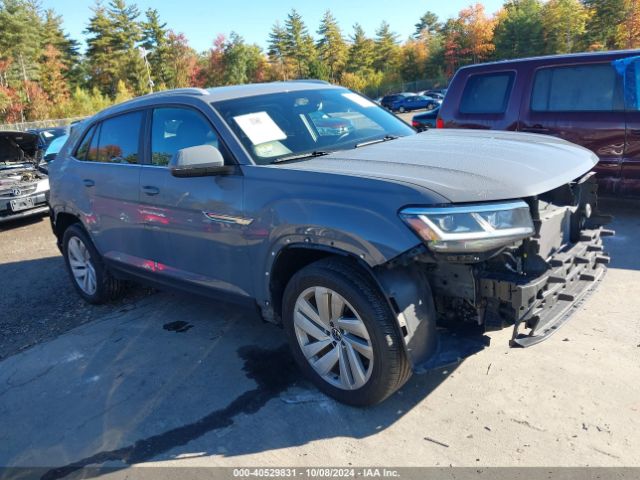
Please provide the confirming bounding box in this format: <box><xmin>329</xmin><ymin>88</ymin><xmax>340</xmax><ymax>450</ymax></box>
<box><xmin>438</xmin><ymin>50</ymin><xmax>640</xmax><ymax>195</ymax></box>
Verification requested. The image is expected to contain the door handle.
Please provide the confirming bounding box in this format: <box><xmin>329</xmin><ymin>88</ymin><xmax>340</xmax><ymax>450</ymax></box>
<box><xmin>521</xmin><ymin>124</ymin><xmax>550</xmax><ymax>134</ymax></box>
<box><xmin>142</xmin><ymin>185</ymin><xmax>160</xmax><ymax>196</ymax></box>
<box><xmin>83</xmin><ymin>179</ymin><xmax>95</xmax><ymax>187</ymax></box>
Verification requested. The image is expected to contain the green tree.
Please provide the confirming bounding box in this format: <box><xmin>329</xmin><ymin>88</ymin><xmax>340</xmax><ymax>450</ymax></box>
<box><xmin>493</xmin><ymin>0</ymin><xmax>544</xmax><ymax>59</ymax></box>
<box><xmin>223</xmin><ymin>32</ymin><xmax>265</xmax><ymax>84</ymax></box>
<box><xmin>141</xmin><ymin>8</ymin><xmax>171</xmax><ymax>88</ymax></box>
<box><xmin>284</xmin><ymin>9</ymin><xmax>316</xmax><ymax>78</ymax></box>
<box><xmin>541</xmin><ymin>0</ymin><xmax>590</xmax><ymax>53</ymax></box>
<box><xmin>316</xmin><ymin>10</ymin><xmax>348</xmax><ymax>81</ymax></box>
<box><xmin>267</xmin><ymin>22</ymin><xmax>290</xmax><ymax>80</ymax></box>
<box><xmin>414</xmin><ymin>11</ymin><xmax>441</xmax><ymax>38</ymax></box>
<box><xmin>85</xmin><ymin>0</ymin><xmax>148</xmax><ymax>97</ymax></box>
<box><xmin>373</xmin><ymin>21</ymin><xmax>400</xmax><ymax>73</ymax></box>
<box><xmin>583</xmin><ymin>0</ymin><xmax>626</xmax><ymax>49</ymax></box>
<box><xmin>0</xmin><ymin>0</ymin><xmax>43</xmax><ymax>84</ymax></box>
<box><xmin>41</xmin><ymin>9</ymin><xmax>81</xmax><ymax>87</ymax></box>
<box><xmin>346</xmin><ymin>23</ymin><xmax>375</xmax><ymax>74</ymax></box>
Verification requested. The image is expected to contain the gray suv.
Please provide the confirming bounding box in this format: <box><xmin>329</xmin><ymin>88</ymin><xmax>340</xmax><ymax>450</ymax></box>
<box><xmin>49</xmin><ymin>82</ymin><xmax>612</xmax><ymax>406</ymax></box>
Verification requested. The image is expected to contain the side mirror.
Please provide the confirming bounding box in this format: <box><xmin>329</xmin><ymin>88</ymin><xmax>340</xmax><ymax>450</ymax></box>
<box><xmin>169</xmin><ymin>145</ymin><xmax>233</xmax><ymax>177</ymax></box>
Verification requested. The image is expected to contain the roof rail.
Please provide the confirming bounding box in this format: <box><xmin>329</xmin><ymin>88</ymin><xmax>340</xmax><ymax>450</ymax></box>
<box><xmin>288</xmin><ymin>79</ymin><xmax>331</xmax><ymax>85</ymax></box>
<box><xmin>138</xmin><ymin>87</ymin><xmax>209</xmax><ymax>99</ymax></box>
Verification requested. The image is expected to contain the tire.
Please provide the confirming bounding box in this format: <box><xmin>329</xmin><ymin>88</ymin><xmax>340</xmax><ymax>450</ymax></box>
<box><xmin>282</xmin><ymin>258</ymin><xmax>411</xmax><ymax>406</ymax></box>
<box><xmin>62</xmin><ymin>224</ymin><xmax>124</xmax><ymax>304</ymax></box>
<box><xmin>426</xmin><ymin>104</ymin><xmax>435</xmax><ymax>111</ymax></box>
<box><xmin>398</xmin><ymin>106</ymin><xmax>405</xmax><ymax>113</ymax></box>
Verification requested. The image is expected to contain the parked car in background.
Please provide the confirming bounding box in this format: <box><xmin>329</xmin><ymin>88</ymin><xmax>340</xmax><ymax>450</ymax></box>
<box><xmin>411</xmin><ymin>107</ymin><xmax>440</xmax><ymax>130</ymax></box>
<box><xmin>26</xmin><ymin>126</ymin><xmax>68</xmax><ymax>151</ymax></box>
<box><xmin>49</xmin><ymin>82</ymin><xmax>610</xmax><ymax>406</ymax></box>
<box><xmin>389</xmin><ymin>95</ymin><xmax>439</xmax><ymax>113</ymax></box>
<box><xmin>42</xmin><ymin>134</ymin><xmax>69</xmax><ymax>163</ymax></box>
<box><xmin>438</xmin><ymin>49</ymin><xmax>640</xmax><ymax>195</ymax></box>
<box><xmin>0</xmin><ymin>131</ymin><xmax>49</xmax><ymax>223</ymax></box>
<box><xmin>418</xmin><ymin>90</ymin><xmax>445</xmax><ymax>101</ymax></box>
<box><xmin>380</xmin><ymin>92</ymin><xmax>415</xmax><ymax>110</ymax></box>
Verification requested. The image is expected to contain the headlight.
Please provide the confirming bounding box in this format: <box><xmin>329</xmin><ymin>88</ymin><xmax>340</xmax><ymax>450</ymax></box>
<box><xmin>400</xmin><ymin>200</ymin><xmax>534</xmax><ymax>253</ymax></box>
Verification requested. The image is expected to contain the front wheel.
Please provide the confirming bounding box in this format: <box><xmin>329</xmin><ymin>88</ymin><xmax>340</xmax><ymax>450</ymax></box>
<box><xmin>282</xmin><ymin>258</ymin><xmax>411</xmax><ymax>406</ymax></box>
<box><xmin>398</xmin><ymin>106</ymin><xmax>406</xmax><ymax>113</ymax></box>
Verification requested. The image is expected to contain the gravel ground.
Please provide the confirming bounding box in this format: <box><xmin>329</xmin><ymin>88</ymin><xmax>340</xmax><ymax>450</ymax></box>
<box><xmin>0</xmin><ymin>214</ymin><xmax>150</xmax><ymax>360</ymax></box>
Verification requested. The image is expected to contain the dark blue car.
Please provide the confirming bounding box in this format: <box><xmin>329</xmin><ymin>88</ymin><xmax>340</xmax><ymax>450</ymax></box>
<box><xmin>391</xmin><ymin>95</ymin><xmax>439</xmax><ymax>113</ymax></box>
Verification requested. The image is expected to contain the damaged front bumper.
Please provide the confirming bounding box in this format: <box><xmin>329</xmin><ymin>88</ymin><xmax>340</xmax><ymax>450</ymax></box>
<box><xmin>479</xmin><ymin>227</ymin><xmax>613</xmax><ymax>347</ymax></box>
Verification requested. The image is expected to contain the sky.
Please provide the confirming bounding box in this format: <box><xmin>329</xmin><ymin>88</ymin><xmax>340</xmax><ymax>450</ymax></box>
<box><xmin>40</xmin><ymin>0</ymin><xmax>504</xmax><ymax>52</ymax></box>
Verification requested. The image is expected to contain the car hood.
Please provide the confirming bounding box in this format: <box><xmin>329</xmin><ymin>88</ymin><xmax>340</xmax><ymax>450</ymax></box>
<box><xmin>278</xmin><ymin>129</ymin><xmax>599</xmax><ymax>203</ymax></box>
<box><xmin>0</xmin><ymin>131</ymin><xmax>39</xmax><ymax>164</ymax></box>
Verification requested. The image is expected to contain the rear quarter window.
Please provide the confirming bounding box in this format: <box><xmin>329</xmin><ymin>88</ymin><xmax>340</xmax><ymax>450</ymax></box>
<box><xmin>459</xmin><ymin>72</ymin><xmax>515</xmax><ymax>114</ymax></box>
<box><xmin>531</xmin><ymin>63</ymin><xmax>624</xmax><ymax>112</ymax></box>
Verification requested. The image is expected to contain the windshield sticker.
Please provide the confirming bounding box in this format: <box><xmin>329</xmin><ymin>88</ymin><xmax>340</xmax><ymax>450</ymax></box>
<box><xmin>233</xmin><ymin>111</ymin><xmax>287</xmax><ymax>145</ymax></box>
<box><xmin>342</xmin><ymin>92</ymin><xmax>376</xmax><ymax>108</ymax></box>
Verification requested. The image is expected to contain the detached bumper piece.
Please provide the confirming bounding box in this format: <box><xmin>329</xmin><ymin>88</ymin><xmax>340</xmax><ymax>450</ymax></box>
<box><xmin>479</xmin><ymin>227</ymin><xmax>613</xmax><ymax>348</ymax></box>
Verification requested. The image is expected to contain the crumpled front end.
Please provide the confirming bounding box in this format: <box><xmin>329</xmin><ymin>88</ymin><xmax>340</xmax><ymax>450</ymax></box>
<box><xmin>395</xmin><ymin>172</ymin><xmax>612</xmax><ymax>357</ymax></box>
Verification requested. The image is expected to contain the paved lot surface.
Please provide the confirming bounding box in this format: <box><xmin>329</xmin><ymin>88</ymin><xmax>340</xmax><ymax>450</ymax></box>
<box><xmin>0</xmin><ymin>199</ymin><xmax>639</xmax><ymax>473</ymax></box>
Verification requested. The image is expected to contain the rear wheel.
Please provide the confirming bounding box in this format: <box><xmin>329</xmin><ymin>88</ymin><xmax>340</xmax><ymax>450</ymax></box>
<box><xmin>282</xmin><ymin>258</ymin><xmax>411</xmax><ymax>406</ymax></box>
<box><xmin>62</xmin><ymin>224</ymin><xmax>124</xmax><ymax>304</ymax></box>
<box><xmin>398</xmin><ymin>106</ymin><xmax>406</xmax><ymax>113</ymax></box>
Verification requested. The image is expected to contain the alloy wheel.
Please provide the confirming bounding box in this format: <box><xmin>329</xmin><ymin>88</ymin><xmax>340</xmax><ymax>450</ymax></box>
<box><xmin>67</xmin><ymin>236</ymin><xmax>97</xmax><ymax>295</ymax></box>
<box><xmin>293</xmin><ymin>286</ymin><xmax>374</xmax><ymax>390</ymax></box>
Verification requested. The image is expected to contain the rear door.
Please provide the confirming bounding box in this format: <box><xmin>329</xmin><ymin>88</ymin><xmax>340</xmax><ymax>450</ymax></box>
<box><xmin>519</xmin><ymin>62</ymin><xmax>626</xmax><ymax>193</ymax></box>
<box><xmin>72</xmin><ymin>111</ymin><xmax>145</xmax><ymax>261</ymax></box>
<box><xmin>622</xmin><ymin>57</ymin><xmax>640</xmax><ymax>195</ymax></box>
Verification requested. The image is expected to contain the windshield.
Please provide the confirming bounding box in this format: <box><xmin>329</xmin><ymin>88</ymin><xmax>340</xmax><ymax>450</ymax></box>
<box><xmin>212</xmin><ymin>88</ymin><xmax>415</xmax><ymax>165</ymax></box>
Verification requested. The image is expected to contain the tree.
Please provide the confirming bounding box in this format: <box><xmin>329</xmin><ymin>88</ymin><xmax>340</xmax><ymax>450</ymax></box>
<box><xmin>284</xmin><ymin>9</ymin><xmax>316</xmax><ymax>78</ymax></box>
<box><xmin>164</xmin><ymin>31</ymin><xmax>200</xmax><ymax>88</ymax></box>
<box><xmin>267</xmin><ymin>21</ymin><xmax>290</xmax><ymax>80</ymax></box>
<box><xmin>493</xmin><ymin>0</ymin><xmax>544</xmax><ymax>59</ymax></box>
<box><xmin>414</xmin><ymin>11</ymin><xmax>441</xmax><ymax>38</ymax></box>
<box><xmin>458</xmin><ymin>3</ymin><xmax>496</xmax><ymax>64</ymax></box>
<box><xmin>40</xmin><ymin>44</ymin><xmax>69</xmax><ymax>105</ymax></box>
<box><xmin>316</xmin><ymin>10</ymin><xmax>348</xmax><ymax>81</ymax></box>
<box><xmin>41</xmin><ymin>9</ymin><xmax>81</xmax><ymax>87</ymax></box>
<box><xmin>141</xmin><ymin>8</ymin><xmax>171</xmax><ymax>89</ymax></box>
<box><xmin>223</xmin><ymin>32</ymin><xmax>266</xmax><ymax>85</ymax></box>
<box><xmin>583</xmin><ymin>0</ymin><xmax>626</xmax><ymax>49</ymax></box>
<box><xmin>373</xmin><ymin>21</ymin><xmax>400</xmax><ymax>72</ymax></box>
<box><xmin>85</xmin><ymin>0</ymin><xmax>148</xmax><ymax>97</ymax></box>
<box><xmin>617</xmin><ymin>0</ymin><xmax>640</xmax><ymax>48</ymax></box>
<box><xmin>541</xmin><ymin>0</ymin><xmax>590</xmax><ymax>54</ymax></box>
<box><xmin>346</xmin><ymin>23</ymin><xmax>375</xmax><ymax>74</ymax></box>
<box><xmin>0</xmin><ymin>0</ymin><xmax>43</xmax><ymax>85</ymax></box>
<box><xmin>400</xmin><ymin>39</ymin><xmax>428</xmax><ymax>82</ymax></box>
<box><xmin>85</xmin><ymin>3</ymin><xmax>117</xmax><ymax>95</ymax></box>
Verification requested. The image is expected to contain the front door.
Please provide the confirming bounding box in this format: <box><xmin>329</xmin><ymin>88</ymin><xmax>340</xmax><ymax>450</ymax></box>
<box><xmin>138</xmin><ymin>106</ymin><xmax>251</xmax><ymax>297</ymax></box>
<box><xmin>519</xmin><ymin>62</ymin><xmax>626</xmax><ymax>193</ymax></box>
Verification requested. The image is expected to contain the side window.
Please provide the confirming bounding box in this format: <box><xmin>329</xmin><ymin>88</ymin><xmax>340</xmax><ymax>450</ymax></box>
<box><xmin>460</xmin><ymin>72</ymin><xmax>514</xmax><ymax>114</ymax></box>
<box><xmin>96</xmin><ymin>111</ymin><xmax>143</xmax><ymax>164</ymax></box>
<box><xmin>531</xmin><ymin>64</ymin><xmax>623</xmax><ymax>112</ymax></box>
<box><xmin>74</xmin><ymin>125</ymin><xmax>96</xmax><ymax>160</ymax></box>
<box><xmin>151</xmin><ymin>107</ymin><xmax>223</xmax><ymax>167</ymax></box>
